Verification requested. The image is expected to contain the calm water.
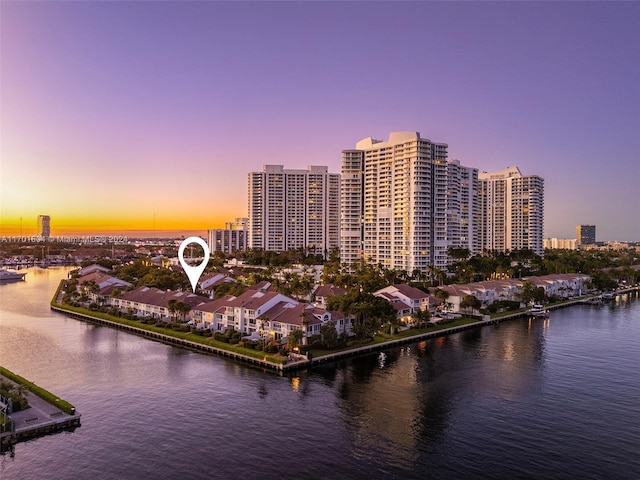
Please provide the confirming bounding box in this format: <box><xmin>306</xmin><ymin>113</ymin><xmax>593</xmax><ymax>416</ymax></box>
<box><xmin>1</xmin><ymin>267</ymin><xmax>639</xmax><ymax>479</ymax></box>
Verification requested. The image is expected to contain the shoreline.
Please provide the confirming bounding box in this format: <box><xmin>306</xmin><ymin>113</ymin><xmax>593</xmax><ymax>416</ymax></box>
<box><xmin>50</xmin><ymin>280</ymin><xmax>639</xmax><ymax>373</ymax></box>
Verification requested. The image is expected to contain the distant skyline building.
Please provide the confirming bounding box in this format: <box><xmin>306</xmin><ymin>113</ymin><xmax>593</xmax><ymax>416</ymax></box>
<box><xmin>248</xmin><ymin>165</ymin><xmax>340</xmax><ymax>256</ymax></box>
<box><xmin>37</xmin><ymin>215</ymin><xmax>50</xmax><ymax>238</ymax></box>
<box><xmin>208</xmin><ymin>218</ymin><xmax>248</xmax><ymax>254</ymax></box>
<box><xmin>479</xmin><ymin>166</ymin><xmax>545</xmax><ymax>256</ymax></box>
<box><xmin>340</xmin><ymin>131</ymin><xmax>478</xmax><ymax>273</ymax></box>
<box><xmin>543</xmin><ymin>238</ymin><xmax>577</xmax><ymax>250</ymax></box>
<box><xmin>576</xmin><ymin>224</ymin><xmax>596</xmax><ymax>246</ymax></box>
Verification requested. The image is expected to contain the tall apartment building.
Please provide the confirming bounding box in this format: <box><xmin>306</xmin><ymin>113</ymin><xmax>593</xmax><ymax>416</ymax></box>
<box><xmin>544</xmin><ymin>238</ymin><xmax>577</xmax><ymax>250</ymax></box>
<box><xmin>38</xmin><ymin>215</ymin><xmax>50</xmax><ymax>238</ymax></box>
<box><xmin>208</xmin><ymin>218</ymin><xmax>248</xmax><ymax>254</ymax></box>
<box><xmin>248</xmin><ymin>165</ymin><xmax>340</xmax><ymax>256</ymax></box>
<box><xmin>340</xmin><ymin>132</ymin><xmax>478</xmax><ymax>273</ymax></box>
<box><xmin>576</xmin><ymin>225</ymin><xmax>596</xmax><ymax>246</ymax></box>
<box><xmin>479</xmin><ymin>166</ymin><xmax>544</xmax><ymax>256</ymax></box>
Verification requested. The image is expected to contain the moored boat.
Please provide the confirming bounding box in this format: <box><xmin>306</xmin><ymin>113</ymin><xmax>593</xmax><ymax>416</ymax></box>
<box><xmin>528</xmin><ymin>304</ymin><xmax>549</xmax><ymax>318</ymax></box>
<box><xmin>0</xmin><ymin>268</ymin><xmax>27</xmax><ymax>282</ymax></box>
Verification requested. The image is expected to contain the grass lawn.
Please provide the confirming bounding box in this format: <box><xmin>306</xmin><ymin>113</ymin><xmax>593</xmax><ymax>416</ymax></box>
<box><xmin>52</xmin><ymin>295</ymin><xmax>286</xmax><ymax>365</ymax></box>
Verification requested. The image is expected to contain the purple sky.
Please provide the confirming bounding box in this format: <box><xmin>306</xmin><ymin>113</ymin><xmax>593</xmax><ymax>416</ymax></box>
<box><xmin>2</xmin><ymin>1</ymin><xmax>639</xmax><ymax>240</ymax></box>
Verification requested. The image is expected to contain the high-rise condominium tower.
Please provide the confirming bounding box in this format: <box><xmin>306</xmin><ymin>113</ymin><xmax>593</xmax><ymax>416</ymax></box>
<box><xmin>576</xmin><ymin>225</ymin><xmax>596</xmax><ymax>246</ymax></box>
<box><xmin>479</xmin><ymin>166</ymin><xmax>544</xmax><ymax>256</ymax></box>
<box><xmin>208</xmin><ymin>218</ymin><xmax>248</xmax><ymax>254</ymax></box>
<box><xmin>38</xmin><ymin>215</ymin><xmax>50</xmax><ymax>238</ymax></box>
<box><xmin>340</xmin><ymin>132</ymin><xmax>479</xmax><ymax>273</ymax></box>
<box><xmin>248</xmin><ymin>165</ymin><xmax>340</xmax><ymax>256</ymax></box>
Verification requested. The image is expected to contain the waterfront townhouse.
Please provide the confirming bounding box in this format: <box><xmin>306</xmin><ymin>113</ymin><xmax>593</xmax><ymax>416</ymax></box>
<box><xmin>111</xmin><ymin>287</ymin><xmax>209</xmax><ymax>321</ymax></box>
<box><xmin>76</xmin><ymin>271</ymin><xmax>132</xmax><ymax>304</ymax></box>
<box><xmin>260</xmin><ymin>302</ymin><xmax>326</xmax><ymax>341</ymax></box>
<box><xmin>522</xmin><ymin>273</ymin><xmax>590</xmax><ymax>298</ymax></box>
<box><xmin>192</xmin><ymin>290</ymin><xmax>349</xmax><ymax>342</ymax></box>
<box><xmin>374</xmin><ymin>284</ymin><xmax>430</xmax><ymax>312</ymax></box>
<box><xmin>193</xmin><ymin>289</ymin><xmax>296</xmax><ymax>334</ymax></box>
<box><xmin>312</xmin><ymin>284</ymin><xmax>347</xmax><ymax>308</ymax></box>
<box><xmin>76</xmin><ymin>263</ymin><xmax>111</xmax><ymax>277</ymax></box>
<box><xmin>197</xmin><ymin>271</ymin><xmax>236</xmax><ymax>298</ymax></box>
<box><xmin>437</xmin><ymin>273</ymin><xmax>591</xmax><ymax>313</ymax></box>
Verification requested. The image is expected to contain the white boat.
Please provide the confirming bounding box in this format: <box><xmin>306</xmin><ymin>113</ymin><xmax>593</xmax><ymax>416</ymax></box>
<box><xmin>0</xmin><ymin>268</ymin><xmax>27</xmax><ymax>282</ymax></box>
<box><xmin>602</xmin><ymin>291</ymin><xmax>616</xmax><ymax>300</ymax></box>
<box><xmin>528</xmin><ymin>304</ymin><xmax>549</xmax><ymax>318</ymax></box>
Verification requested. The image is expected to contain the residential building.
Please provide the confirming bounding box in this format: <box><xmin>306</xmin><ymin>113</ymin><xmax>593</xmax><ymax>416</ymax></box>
<box><xmin>111</xmin><ymin>287</ymin><xmax>210</xmax><ymax>321</ymax></box>
<box><xmin>76</xmin><ymin>264</ymin><xmax>111</xmax><ymax>276</ymax></box>
<box><xmin>208</xmin><ymin>218</ymin><xmax>248</xmax><ymax>254</ymax></box>
<box><xmin>576</xmin><ymin>225</ymin><xmax>596</xmax><ymax>246</ymax></box>
<box><xmin>438</xmin><ymin>273</ymin><xmax>590</xmax><ymax>313</ymax></box>
<box><xmin>312</xmin><ymin>284</ymin><xmax>347</xmax><ymax>308</ymax></box>
<box><xmin>544</xmin><ymin>238</ymin><xmax>577</xmax><ymax>250</ymax></box>
<box><xmin>479</xmin><ymin>166</ymin><xmax>544</xmax><ymax>256</ymax></box>
<box><xmin>340</xmin><ymin>132</ymin><xmax>478</xmax><ymax>274</ymax></box>
<box><xmin>373</xmin><ymin>283</ymin><xmax>441</xmax><ymax>322</ymax></box>
<box><xmin>248</xmin><ymin>165</ymin><xmax>340</xmax><ymax>257</ymax></box>
<box><xmin>38</xmin><ymin>215</ymin><xmax>50</xmax><ymax>238</ymax></box>
<box><xmin>192</xmin><ymin>289</ymin><xmax>351</xmax><ymax>341</ymax></box>
<box><xmin>77</xmin><ymin>271</ymin><xmax>132</xmax><ymax>303</ymax></box>
<box><xmin>197</xmin><ymin>270</ymin><xmax>236</xmax><ymax>298</ymax></box>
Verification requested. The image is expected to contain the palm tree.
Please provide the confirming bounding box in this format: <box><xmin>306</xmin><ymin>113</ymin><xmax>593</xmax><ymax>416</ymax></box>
<box><xmin>167</xmin><ymin>299</ymin><xmax>178</xmax><ymax>321</ymax></box>
<box><xmin>301</xmin><ymin>311</ymin><xmax>311</xmax><ymax>344</ymax></box>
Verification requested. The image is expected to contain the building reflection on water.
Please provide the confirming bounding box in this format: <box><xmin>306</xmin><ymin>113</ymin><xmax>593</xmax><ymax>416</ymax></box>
<box><xmin>308</xmin><ymin>318</ymin><xmax>549</xmax><ymax>463</ymax></box>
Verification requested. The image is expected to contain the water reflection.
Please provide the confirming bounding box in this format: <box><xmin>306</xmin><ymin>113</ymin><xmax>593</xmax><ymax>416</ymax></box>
<box><xmin>316</xmin><ymin>314</ymin><xmax>552</xmax><ymax>463</ymax></box>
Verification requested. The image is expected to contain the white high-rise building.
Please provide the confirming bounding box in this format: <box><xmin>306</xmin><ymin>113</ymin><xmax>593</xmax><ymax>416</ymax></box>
<box><xmin>248</xmin><ymin>165</ymin><xmax>340</xmax><ymax>256</ymax></box>
<box><xmin>447</xmin><ymin>159</ymin><xmax>480</xmax><ymax>255</ymax></box>
<box><xmin>340</xmin><ymin>132</ymin><xmax>478</xmax><ymax>273</ymax></box>
<box><xmin>208</xmin><ymin>218</ymin><xmax>248</xmax><ymax>254</ymax></box>
<box><xmin>479</xmin><ymin>166</ymin><xmax>544</xmax><ymax>256</ymax></box>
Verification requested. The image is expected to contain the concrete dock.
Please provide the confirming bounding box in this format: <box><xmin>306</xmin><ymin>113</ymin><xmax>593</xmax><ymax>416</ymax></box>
<box><xmin>1</xmin><ymin>376</ymin><xmax>81</xmax><ymax>449</ymax></box>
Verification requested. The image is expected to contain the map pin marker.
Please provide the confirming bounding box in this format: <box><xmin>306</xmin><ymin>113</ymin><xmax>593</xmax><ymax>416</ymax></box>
<box><xmin>178</xmin><ymin>236</ymin><xmax>210</xmax><ymax>293</ymax></box>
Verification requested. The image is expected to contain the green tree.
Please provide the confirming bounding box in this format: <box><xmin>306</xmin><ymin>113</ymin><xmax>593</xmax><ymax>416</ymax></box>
<box><xmin>518</xmin><ymin>280</ymin><xmax>538</xmax><ymax>305</ymax></box>
<box><xmin>460</xmin><ymin>294</ymin><xmax>482</xmax><ymax>312</ymax></box>
<box><xmin>287</xmin><ymin>329</ymin><xmax>304</xmax><ymax>350</ymax></box>
<box><xmin>412</xmin><ymin>308</ymin><xmax>431</xmax><ymax>328</ymax></box>
<box><xmin>320</xmin><ymin>320</ymin><xmax>339</xmax><ymax>348</ymax></box>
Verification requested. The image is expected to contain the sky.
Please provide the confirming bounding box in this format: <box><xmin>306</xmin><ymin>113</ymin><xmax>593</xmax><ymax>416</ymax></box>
<box><xmin>1</xmin><ymin>1</ymin><xmax>639</xmax><ymax>241</ymax></box>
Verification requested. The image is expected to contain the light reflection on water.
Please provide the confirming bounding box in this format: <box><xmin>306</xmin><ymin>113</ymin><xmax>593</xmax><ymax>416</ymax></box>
<box><xmin>0</xmin><ymin>267</ymin><xmax>639</xmax><ymax>479</ymax></box>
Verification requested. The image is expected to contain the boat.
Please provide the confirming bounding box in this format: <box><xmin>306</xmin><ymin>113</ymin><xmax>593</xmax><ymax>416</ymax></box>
<box><xmin>528</xmin><ymin>304</ymin><xmax>549</xmax><ymax>318</ymax></box>
<box><xmin>0</xmin><ymin>268</ymin><xmax>27</xmax><ymax>282</ymax></box>
<box><xmin>602</xmin><ymin>291</ymin><xmax>616</xmax><ymax>301</ymax></box>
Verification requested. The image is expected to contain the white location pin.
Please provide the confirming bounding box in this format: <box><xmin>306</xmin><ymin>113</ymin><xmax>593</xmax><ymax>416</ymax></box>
<box><xmin>178</xmin><ymin>236</ymin><xmax>210</xmax><ymax>293</ymax></box>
